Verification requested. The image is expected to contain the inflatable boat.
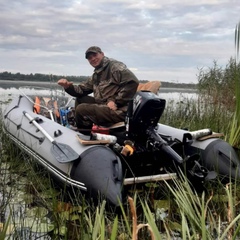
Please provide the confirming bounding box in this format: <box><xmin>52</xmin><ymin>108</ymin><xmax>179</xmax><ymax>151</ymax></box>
<box><xmin>2</xmin><ymin>89</ymin><xmax>240</xmax><ymax>206</ymax></box>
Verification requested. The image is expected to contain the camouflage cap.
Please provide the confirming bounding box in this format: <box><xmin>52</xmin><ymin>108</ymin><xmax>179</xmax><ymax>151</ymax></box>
<box><xmin>85</xmin><ymin>46</ymin><xmax>102</xmax><ymax>58</ymax></box>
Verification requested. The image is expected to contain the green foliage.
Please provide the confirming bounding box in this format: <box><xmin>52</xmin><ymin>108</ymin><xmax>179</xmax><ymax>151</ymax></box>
<box><xmin>197</xmin><ymin>58</ymin><xmax>239</xmax><ymax>112</ymax></box>
<box><xmin>161</xmin><ymin>96</ymin><xmax>233</xmax><ymax>136</ymax></box>
<box><xmin>164</xmin><ymin>172</ymin><xmax>240</xmax><ymax>239</ymax></box>
<box><xmin>230</xmin><ymin>22</ymin><xmax>240</xmax><ymax>147</ymax></box>
<box><xmin>140</xmin><ymin>199</ymin><xmax>164</xmax><ymax>239</ymax></box>
<box><xmin>0</xmin><ymin>215</ymin><xmax>11</xmax><ymax>240</ymax></box>
<box><xmin>235</xmin><ymin>22</ymin><xmax>240</xmax><ymax>60</ymax></box>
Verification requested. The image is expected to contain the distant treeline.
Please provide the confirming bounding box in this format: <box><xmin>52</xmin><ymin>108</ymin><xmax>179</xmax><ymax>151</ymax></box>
<box><xmin>0</xmin><ymin>71</ymin><xmax>89</xmax><ymax>83</ymax></box>
<box><xmin>0</xmin><ymin>71</ymin><xmax>197</xmax><ymax>89</ymax></box>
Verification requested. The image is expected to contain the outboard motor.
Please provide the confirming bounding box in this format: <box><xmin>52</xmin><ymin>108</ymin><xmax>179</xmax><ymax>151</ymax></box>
<box><xmin>126</xmin><ymin>91</ymin><xmax>166</xmax><ymax>139</ymax></box>
<box><xmin>125</xmin><ymin>91</ymin><xmax>210</xmax><ymax>184</ymax></box>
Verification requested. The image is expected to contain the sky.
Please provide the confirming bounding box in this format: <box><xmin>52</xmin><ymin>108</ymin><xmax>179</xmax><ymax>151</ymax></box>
<box><xmin>0</xmin><ymin>0</ymin><xmax>240</xmax><ymax>84</ymax></box>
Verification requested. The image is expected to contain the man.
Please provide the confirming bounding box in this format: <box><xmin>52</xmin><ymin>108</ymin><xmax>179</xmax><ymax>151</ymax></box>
<box><xmin>58</xmin><ymin>46</ymin><xmax>139</xmax><ymax>134</ymax></box>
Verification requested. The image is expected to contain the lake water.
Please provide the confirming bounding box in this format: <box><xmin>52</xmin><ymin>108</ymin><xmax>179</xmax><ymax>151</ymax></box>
<box><xmin>0</xmin><ymin>80</ymin><xmax>198</xmax><ymax>111</ymax></box>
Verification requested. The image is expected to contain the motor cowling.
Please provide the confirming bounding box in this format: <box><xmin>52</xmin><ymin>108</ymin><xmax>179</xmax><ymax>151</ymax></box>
<box><xmin>126</xmin><ymin>91</ymin><xmax>166</xmax><ymax>137</ymax></box>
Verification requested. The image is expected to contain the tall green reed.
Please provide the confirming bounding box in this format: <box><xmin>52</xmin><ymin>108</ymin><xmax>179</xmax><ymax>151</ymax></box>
<box><xmin>229</xmin><ymin>21</ymin><xmax>240</xmax><ymax>147</ymax></box>
<box><xmin>163</xmin><ymin>171</ymin><xmax>240</xmax><ymax>239</ymax></box>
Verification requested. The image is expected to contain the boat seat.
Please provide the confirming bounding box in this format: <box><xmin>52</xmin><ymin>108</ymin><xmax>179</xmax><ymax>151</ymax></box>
<box><xmin>92</xmin><ymin>81</ymin><xmax>161</xmax><ymax>131</ymax></box>
<box><xmin>137</xmin><ymin>80</ymin><xmax>161</xmax><ymax>94</ymax></box>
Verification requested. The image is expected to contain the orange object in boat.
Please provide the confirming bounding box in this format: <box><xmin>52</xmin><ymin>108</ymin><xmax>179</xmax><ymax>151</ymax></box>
<box><xmin>33</xmin><ymin>96</ymin><xmax>41</xmax><ymax>113</ymax></box>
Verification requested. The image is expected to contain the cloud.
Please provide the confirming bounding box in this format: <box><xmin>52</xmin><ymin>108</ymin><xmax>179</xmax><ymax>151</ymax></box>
<box><xmin>0</xmin><ymin>0</ymin><xmax>239</xmax><ymax>83</ymax></box>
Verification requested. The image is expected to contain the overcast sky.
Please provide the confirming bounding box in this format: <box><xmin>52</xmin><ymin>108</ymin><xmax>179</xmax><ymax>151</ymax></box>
<box><xmin>0</xmin><ymin>0</ymin><xmax>240</xmax><ymax>83</ymax></box>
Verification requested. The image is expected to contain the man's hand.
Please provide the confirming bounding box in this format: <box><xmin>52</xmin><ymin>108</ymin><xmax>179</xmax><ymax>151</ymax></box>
<box><xmin>107</xmin><ymin>101</ymin><xmax>117</xmax><ymax>111</ymax></box>
<box><xmin>57</xmin><ymin>78</ymin><xmax>73</xmax><ymax>89</ymax></box>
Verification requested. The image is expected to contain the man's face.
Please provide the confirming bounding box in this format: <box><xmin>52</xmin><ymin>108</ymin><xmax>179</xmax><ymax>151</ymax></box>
<box><xmin>87</xmin><ymin>52</ymin><xmax>104</xmax><ymax>68</ymax></box>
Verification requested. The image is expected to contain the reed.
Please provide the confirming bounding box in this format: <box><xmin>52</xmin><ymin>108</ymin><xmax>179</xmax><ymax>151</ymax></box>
<box><xmin>228</xmin><ymin>21</ymin><xmax>240</xmax><ymax>147</ymax></box>
<box><xmin>161</xmin><ymin>96</ymin><xmax>232</xmax><ymax>134</ymax></box>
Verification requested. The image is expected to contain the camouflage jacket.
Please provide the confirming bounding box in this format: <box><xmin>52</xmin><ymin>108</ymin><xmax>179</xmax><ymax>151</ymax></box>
<box><xmin>65</xmin><ymin>56</ymin><xmax>139</xmax><ymax>112</ymax></box>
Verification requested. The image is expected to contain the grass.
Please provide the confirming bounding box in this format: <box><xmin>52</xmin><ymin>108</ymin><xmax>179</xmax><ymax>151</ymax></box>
<box><xmin>161</xmin><ymin>95</ymin><xmax>233</xmax><ymax>134</ymax></box>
